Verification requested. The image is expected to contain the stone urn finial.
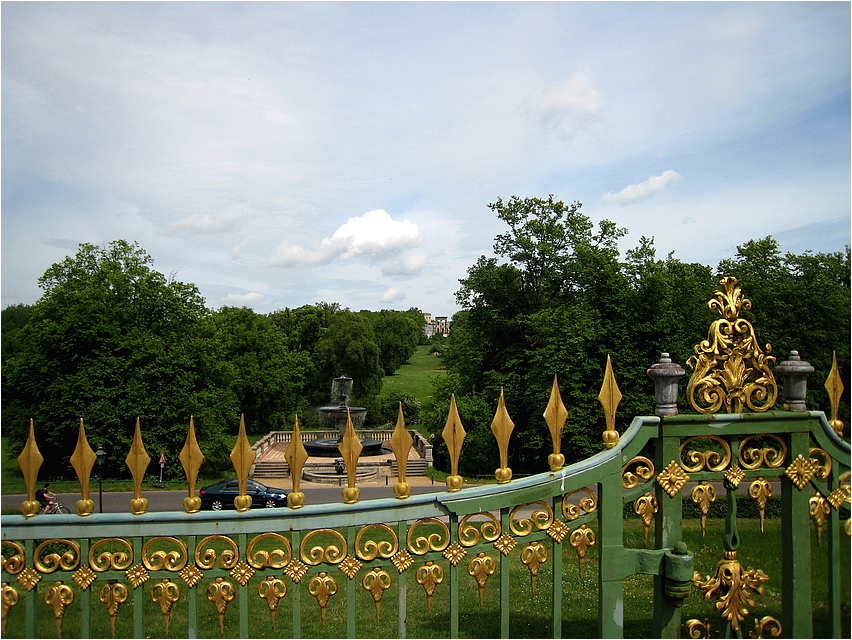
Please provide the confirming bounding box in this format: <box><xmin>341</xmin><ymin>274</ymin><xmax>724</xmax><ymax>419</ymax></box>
<box><xmin>647</xmin><ymin>353</ymin><xmax>685</xmax><ymax>417</ymax></box>
<box><xmin>776</xmin><ymin>351</ymin><xmax>814</xmax><ymax>412</ymax></box>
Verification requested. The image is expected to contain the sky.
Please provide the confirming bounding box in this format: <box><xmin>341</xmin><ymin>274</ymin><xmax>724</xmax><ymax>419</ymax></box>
<box><xmin>2</xmin><ymin>2</ymin><xmax>850</xmax><ymax>316</ymax></box>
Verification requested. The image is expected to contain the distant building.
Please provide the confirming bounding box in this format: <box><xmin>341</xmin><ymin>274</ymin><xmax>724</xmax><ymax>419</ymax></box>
<box><xmin>423</xmin><ymin>313</ymin><xmax>451</xmax><ymax>338</ymax></box>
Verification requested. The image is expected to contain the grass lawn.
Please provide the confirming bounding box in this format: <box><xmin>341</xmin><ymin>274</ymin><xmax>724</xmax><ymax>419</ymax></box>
<box><xmin>382</xmin><ymin>343</ymin><xmax>447</xmax><ymax>415</ymax></box>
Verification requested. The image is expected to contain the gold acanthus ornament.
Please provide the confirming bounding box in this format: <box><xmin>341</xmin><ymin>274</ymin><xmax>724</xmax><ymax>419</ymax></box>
<box><xmin>687</xmin><ymin>277</ymin><xmax>777</xmax><ymax>414</ymax></box>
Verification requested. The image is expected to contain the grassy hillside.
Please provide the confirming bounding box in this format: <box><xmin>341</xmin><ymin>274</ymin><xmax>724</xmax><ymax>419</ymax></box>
<box><xmin>381</xmin><ymin>344</ymin><xmax>447</xmax><ymax>414</ymax></box>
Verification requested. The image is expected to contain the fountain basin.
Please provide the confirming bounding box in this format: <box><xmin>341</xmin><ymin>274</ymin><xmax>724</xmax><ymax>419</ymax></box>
<box><xmin>303</xmin><ymin>437</ymin><xmax>389</xmax><ymax>458</ymax></box>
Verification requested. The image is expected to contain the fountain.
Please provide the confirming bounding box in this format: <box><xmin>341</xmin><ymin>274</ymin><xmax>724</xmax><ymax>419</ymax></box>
<box><xmin>303</xmin><ymin>376</ymin><xmax>387</xmax><ymax>458</ymax></box>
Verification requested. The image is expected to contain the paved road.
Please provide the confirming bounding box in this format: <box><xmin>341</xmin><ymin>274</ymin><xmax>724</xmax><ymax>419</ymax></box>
<box><xmin>2</xmin><ymin>483</ymin><xmax>447</xmax><ymax>514</ymax></box>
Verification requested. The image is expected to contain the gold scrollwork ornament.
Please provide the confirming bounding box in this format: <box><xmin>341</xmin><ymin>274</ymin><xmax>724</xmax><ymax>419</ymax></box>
<box><xmin>458</xmin><ymin>513</ymin><xmax>501</xmax><ymax>547</ymax></box>
<box><xmin>35</xmin><ymin>539</ymin><xmax>80</xmax><ymax>574</ymax></box>
<box><xmin>408</xmin><ymin>518</ymin><xmax>450</xmax><ymax>555</ymax></box>
<box><xmin>247</xmin><ymin>532</ymin><xmax>292</xmax><ymax>569</ymax></box>
<box><xmin>308</xmin><ymin>572</ymin><xmax>337</xmax><ymax>629</ymax></box>
<box><xmin>562</xmin><ymin>487</ymin><xmax>597</xmax><ymax>520</ymax></box>
<box><xmin>634</xmin><ymin>492</ymin><xmax>659</xmax><ymax>546</ymax></box>
<box><xmin>1</xmin><ymin>583</ymin><xmax>19</xmax><ymax>636</ymax></box>
<box><xmin>45</xmin><ymin>581</ymin><xmax>74</xmax><ymax>639</ymax></box>
<box><xmin>570</xmin><ymin>525</ymin><xmax>596</xmax><ymax>578</ymax></box>
<box><xmin>739</xmin><ymin>435</ymin><xmax>787</xmax><ymax>470</ymax></box>
<box><xmin>362</xmin><ymin>568</ymin><xmax>391</xmax><ymax>622</ymax></box>
<box><xmin>98</xmin><ymin>580</ymin><xmax>128</xmax><ymax>639</ymax></box>
<box><xmin>692</xmin><ymin>550</ymin><xmax>769</xmax><ymax>633</ymax></box>
<box><xmin>510</xmin><ymin>501</ymin><xmax>553</xmax><ymax>536</ymax></box>
<box><xmin>690</xmin><ymin>482</ymin><xmax>717</xmax><ymax>537</ymax></box>
<box><xmin>355</xmin><ymin>524</ymin><xmax>398</xmax><ymax>560</ymax></box>
<box><xmin>257</xmin><ymin>576</ymin><xmax>286</xmax><ymax>629</ymax></box>
<box><xmin>468</xmin><ymin>553</ymin><xmax>496</xmax><ymax>608</ymax></box>
<box><xmin>686</xmin><ymin>277</ymin><xmax>777</xmax><ymax>413</ymax></box>
<box><xmin>206</xmin><ymin>577</ymin><xmax>235</xmax><ymax>635</ymax></box>
<box><xmin>151</xmin><ymin>579</ymin><xmax>180</xmax><ymax>636</ymax></box>
<box><xmin>748</xmin><ymin>479</ymin><xmax>772</xmax><ymax>533</ymax></box>
<box><xmin>681</xmin><ymin>436</ymin><xmax>732</xmax><ymax>472</ymax></box>
<box><xmin>89</xmin><ymin>538</ymin><xmax>133</xmax><ymax>572</ymax></box>
<box><xmin>520</xmin><ymin>541</ymin><xmax>548</xmax><ymax>595</ymax></box>
<box><xmin>809</xmin><ymin>495</ymin><xmax>831</xmax><ymax>546</ymax></box>
<box><xmin>416</xmin><ymin>561</ymin><xmax>444</xmax><ymax>615</ymax></box>
<box><xmin>622</xmin><ymin>456</ymin><xmax>655</xmax><ymax>489</ymax></box>
<box><xmin>751</xmin><ymin>615</ymin><xmax>783</xmax><ymax>638</ymax></box>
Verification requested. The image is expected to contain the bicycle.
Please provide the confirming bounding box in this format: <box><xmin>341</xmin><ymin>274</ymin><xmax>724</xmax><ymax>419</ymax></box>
<box><xmin>39</xmin><ymin>499</ymin><xmax>70</xmax><ymax>515</ymax></box>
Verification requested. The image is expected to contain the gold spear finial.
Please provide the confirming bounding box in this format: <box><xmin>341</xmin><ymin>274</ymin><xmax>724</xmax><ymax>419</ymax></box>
<box><xmin>491</xmin><ymin>388</ymin><xmax>514</xmax><ymax>484</ymax></box>
<box><xmin>544</xmin><ymin>375</ymin><xmax>568</xmax><ymax>470</ymax></box>
<box><xmin>825</xmin><ymin>351</ymin><xmax>845</xmax><ymax>438</ymax></box>
<box><xmin>442</xmin><ymin>395</ymin><xmax>466</xmax><ymax>492</ymax></box>
<box><xmin>125</xmin><ymin>417</ymin><xmax>151</xmax><ymax>515</ymax></box>
<box><xmin>599</xmin><ymin>356</ymin><xmax>622</xmax><ymax>449</ymax></box>
<box><xmin>339</xmin><ymin>409</ymin><xmax>363</xmax><ymax>504</ymax></box>
<box><xmin>179</xmin><ymin>416</ymin><xmax>204</xmax><ymax>513</ymax></box>
<box><xmin>17</xmin><ymin>419</ymin><xmax>43</xmax><ymax>518</ymax></box>
<box><xmin>390</xmin><ymin>403</ymin><xmax>413</xmax><ymax>499</ymax></box>
<box><xmin>230</xmin><ymin>414</ymin><xmax>255</xmax><ymax>512</ymax></box>
<box><xmin>285</xmin><ymin>415</ymin><xmax>308</xmax><ymax>508</ymax></box>
<box><xmin>69</xmin><ymin>418</ymin><xmax>96</xmax><ymax>516</ymax></box>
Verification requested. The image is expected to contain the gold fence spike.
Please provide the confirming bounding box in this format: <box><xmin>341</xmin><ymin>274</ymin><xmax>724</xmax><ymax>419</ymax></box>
<box><xmin>339</xmin><ymin>409</ymin><xmax>363</xmax><ymax>504</ymax></box>
<box><xmin>17</xmin><ymin>419</ymin><xmax>43</xmax><ymax>518</ymax></box>
<box><xmin>390</xmin><ymin>403</ymin><xmax>413</xmax><ymax>499</ymax></box>
<box><xmin>491</xmin><ymin>388</ymin><xmax>514</xmax><ymax>483</ymax></box>
<box><xmin>179</xmin><ymin>417</ymin><xmax>204</xmax><ymax>514</ymax></box>
<box><xmin>599</xmin><ymin>355</ymin><xmax>622</xmax><ymax>448</ymax></box>
<box><xmin>544</xmin><ymin>375</ymin><xmax>568</xmax><ymax>470</ymax></box>
<box><xmin>442</xmin><ymin>395</ymin><xmax>466</xmax><ymax>492</ymax></box>
<box><xmin>285</xmin><ymin>415</ymin><xmax>308</xmax><ymax>508</ymax></box>
<box><xmin>825</xmin><ymin>351</ymin><xmax>845</xmax><ymax>437</ymax></box>
<box><xmin>125</xmin><ymin>418</ymin><xmax>151</xmax><ymax>515</ymax></box>
<box><xmin>230</xmin><ymin>415</ymin><xmax>255</xmax><ymax>512</ymax></box>
<box><xmin>69</xmin><ymin>419</ymin><xmax>96</xmax><ymax>516</ymax></box>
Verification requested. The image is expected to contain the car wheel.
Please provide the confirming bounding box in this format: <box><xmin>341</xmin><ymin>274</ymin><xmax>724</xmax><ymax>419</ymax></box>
<box><xmin>211</xmin><ymin>499</ymin><xmax>224</xmax><ymax>511</ymax></box>
<box><xmin>265</xmin><ymin>498</ymin><xmax>277</xmax><ymax>508</ymax></box>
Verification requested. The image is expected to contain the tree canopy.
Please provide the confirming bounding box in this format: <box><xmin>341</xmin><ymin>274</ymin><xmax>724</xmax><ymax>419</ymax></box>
<box><xmin>427</xmin><ymin>196</ymin><xmax>850</xmax><ymax>476</ymax></box>
<box><xmin>2</xmin><ymin>241</ymin><xmax>428</xmax><ymax>478</ymax></box>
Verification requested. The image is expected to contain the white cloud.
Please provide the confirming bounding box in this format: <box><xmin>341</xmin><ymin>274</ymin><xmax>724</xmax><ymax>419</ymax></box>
<box><xmin>162</xmin><ymin>204</ymin><xmax>252</xmax><ymax>235</ymax></box>
<box><xmin>603</xmin><ymin>170</ymin><xmax>683</xmax><ymax>206</ymax></box>
<box><xmin>381</xmin><ymin>251</ymin><xmax>428</xmax><ymax>276</ymax></box>
<box><xmin>221</xmin><ymin>292</ymin><xmax>265</xmax><ymax>307</ymax></box>
<box><xmin>270</xmin><ymin>209</ymin><xmax>423</xmax><ymax>268</ymax></box>
<box><xmin>380</xmin><ymin>287</ymin><xmax>406</xmax><ymax>303</ymax></box>
<box><xmin>529</xmin><ymin>73</ymin><xmax>605</xmax><ymax>139</ymax></box>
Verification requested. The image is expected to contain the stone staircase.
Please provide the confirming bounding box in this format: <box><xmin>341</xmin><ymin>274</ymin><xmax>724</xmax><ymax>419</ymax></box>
<box><xmin>390</xmin><ymin>458</ymin><xmax>429</xmax><ymax>476</ymax></box>
<box><xmin>252</xmin><ymin>460</ymin><xmax>290</xmax><ymax>478</ymax></box>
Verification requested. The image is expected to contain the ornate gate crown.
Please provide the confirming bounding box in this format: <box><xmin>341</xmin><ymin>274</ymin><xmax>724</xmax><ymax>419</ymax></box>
<box><xmin>686</xmin><ymin>277</ymin><xmax>778</xmax><ymax>413</ymax></box>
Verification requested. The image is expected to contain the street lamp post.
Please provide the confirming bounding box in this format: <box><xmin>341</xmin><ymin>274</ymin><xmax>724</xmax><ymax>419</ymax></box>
<box><xmin>95</xmin><ymin>447</ymin><xmax>106</xmax><ymax>513</ymax></box>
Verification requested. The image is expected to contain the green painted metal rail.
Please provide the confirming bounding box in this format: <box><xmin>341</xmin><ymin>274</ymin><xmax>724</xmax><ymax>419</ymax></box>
<box><xmin>2</xmin><ymin>410</ymin><xmax>849</xmax><ymax>638</ymax></box>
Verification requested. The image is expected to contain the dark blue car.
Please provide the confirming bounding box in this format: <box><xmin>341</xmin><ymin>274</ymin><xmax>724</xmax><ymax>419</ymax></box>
<box><xmin>199</xmin><ymin>479</ymin><xmax>288</xmax><ymax>510</ymax></box>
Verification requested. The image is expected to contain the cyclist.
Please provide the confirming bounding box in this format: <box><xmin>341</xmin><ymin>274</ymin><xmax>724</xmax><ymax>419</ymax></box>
<box><xmin>35</xmin><ymin>483</ymin><xmax>56</xmax><ymax>514</ymax></box>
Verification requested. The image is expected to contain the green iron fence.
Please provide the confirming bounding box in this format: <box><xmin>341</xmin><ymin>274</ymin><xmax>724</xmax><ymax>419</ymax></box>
<box><xmin>2</xmin><ymin>277</ymin><xmax>850</xmax><ymax>638</ymax></box>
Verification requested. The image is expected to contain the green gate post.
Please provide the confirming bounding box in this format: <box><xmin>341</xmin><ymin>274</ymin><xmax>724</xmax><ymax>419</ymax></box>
<box><xmin>132</xmin><ymin>536</ymin><xmax>144</xmax><ymax>639</ymax></box>
<box><xmin>598</xmin><ymin>469</ymin><xmax>625</xmax><ymax>638</ymax></box>
<box><xmin>397</xmin><ymin>520</ymin><xmax>407</xmax><ymax>640</ymax></box>
<box><xmin>552</xmin><ymin>495</ymin><xmax>564</xmax><ymax>639</ymax></box>
<box><xmin>782</xmin><ymin>432</ymin><xmax>813</xmax><ymax>637</ymax></box>
<box><xmin>653</xmin><ymin>432</ymin><xmax>684</xmax><ymax>638</ymax></box>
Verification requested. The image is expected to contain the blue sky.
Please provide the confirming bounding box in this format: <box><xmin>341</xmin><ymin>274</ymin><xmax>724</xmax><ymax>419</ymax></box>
<box><xmin>3</xmin><ymin>2</ymin><xmax>849</xmax><ymax>315</ymax></box>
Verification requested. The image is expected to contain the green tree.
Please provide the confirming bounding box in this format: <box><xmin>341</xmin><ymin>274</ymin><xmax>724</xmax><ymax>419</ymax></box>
<box><xmin>2</xmin><ymin>241</ymin><xmax>233</xmax><ymax>479</ymax></box>
<box><xmin>209</xmin><ymin>307</ymin><xmax>313</xmax><ymax>433</ymax></box>
<box><xmin>360</xmin><ymin>309</ymin><xmax>422</xmax><ymax>376</ymax></box>
<box><xmin>312</xmin><ymin>310</ymin><xmax>384</xmax><ymax>406</ymax></box>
